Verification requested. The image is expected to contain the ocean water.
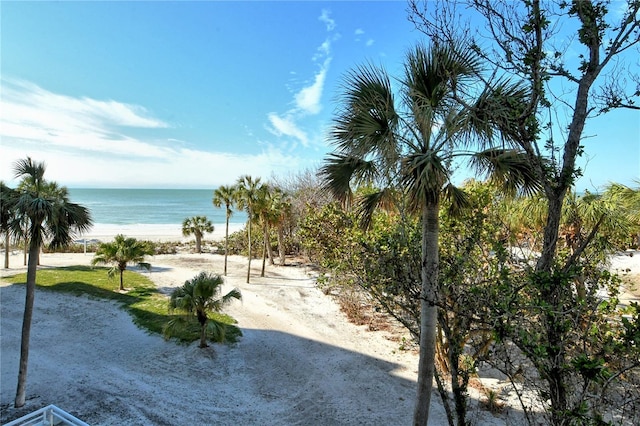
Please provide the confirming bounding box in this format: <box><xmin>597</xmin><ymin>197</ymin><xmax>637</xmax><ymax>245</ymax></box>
<box><xmin>68</xmin><ymin>188</ymin><xmax>247</xmax><ymax>226</ymax></box>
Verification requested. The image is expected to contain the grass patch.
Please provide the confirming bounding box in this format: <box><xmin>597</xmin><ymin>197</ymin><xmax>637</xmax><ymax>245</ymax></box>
<box><xmin>2</xmin><ymin>266</ymin><xmax>241</xmax><ymax>344</ymax></box>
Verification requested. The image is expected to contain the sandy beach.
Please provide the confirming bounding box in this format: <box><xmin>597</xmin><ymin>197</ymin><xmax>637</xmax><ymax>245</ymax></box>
<box><xmin>1</xmin><ymin>230</ymin><xmax>638</xmax><ymax>424</ymax></box>
<box><xmin>76</xmin><ymin>222</ymin><xmax>245</xmax><ymax>243</ymax></box>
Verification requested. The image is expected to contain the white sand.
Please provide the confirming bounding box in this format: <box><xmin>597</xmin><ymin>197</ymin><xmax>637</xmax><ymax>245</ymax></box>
<box><xmin>78</xmin><ymin>222</ymin><xmax>245</xmax><ymax>243</ymax></box>
<box><xmin>1</xmin><ymin>243</ymin><xmax>638</xmax><ymax>425</ymax></box>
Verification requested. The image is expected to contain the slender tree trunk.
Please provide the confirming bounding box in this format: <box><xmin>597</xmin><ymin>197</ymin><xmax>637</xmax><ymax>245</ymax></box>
<box><xmin>4</xmin><ymin>231</ymin><xmax>9</xmax><ymax>268</ymax></box>
<box><xmin>413</xmin><ymin>203</ymin><xmax>440</xmax><ymax>426</ymax></box>
<box><xmin>195</xmin><ymin>233</ymin><xmax>202</xmax><ymax>254</ymax></box>
<box><xmin>223</xmin><ymin>213</ymin><xmax>229</xmax><ymax>276</ymax></box>
<box><xmin>196</xmin><ymin>309</ymin><xmax>209</xmax><ymax>348</ymax></box>
<box><xmin>261</xmin><ymin>238</ymin><xmax>267</xmax><ymax>277</ymax></box>
<box><xmin>15</xmin><ymin>237</ymin><xmax>40</xmax><ymax>407</ymax></box>
<box><xmin>536</xmin><ymin>193</ymin><xmax>569</xmax><ymax>423</ymax></box>
<box><xmin>277</xmin><ymin>225</ymin><xmax>286</xmax><ymax>266</ymax></box>
<box><xmin>265</xmin><ymin>224</ymin><xmax>275</xmax><ymax>266</ymax></box>
<box><xmin>246</xmin><ymin>215</ymin><xmax>252</xmax><ymax>284</ymax></box>
<box><xmin>199</xmin><ymin>323</ymin><xmax>208</xmax><ymax>348</ymax></box>
<box><xmin>119</xmin><ymin>269</ymin><xmax>125</xmax><ymax>291</ymax></box>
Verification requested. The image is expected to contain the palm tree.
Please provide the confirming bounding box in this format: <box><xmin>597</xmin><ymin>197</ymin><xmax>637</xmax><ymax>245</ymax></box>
<box><xmin>253</xmin><ymin>184</ymin><xmax>276</xmax><ymax>277</ymax></box>
<box><xmin>270</xmin><ymin>187</ymin><xmax>291</xmax><ymax>266</ymax></box>
<box><xmin>1</xmin><ymin>182</ymin><xmax>19</xmax><ymax>269</ymax></box>
<box><xmin>605</xmin><ymin>180</ymin><xmax>640</xmax><ymax>248</ymax></box>
<box><xmin>321</xmin><ymin>43</ymin><xmax>537</xmax><ymax>425</ymax></box>
<box><xmin>91</xmin><ymin>234</ymin><xmax>154</xmax><ymax>291</ymax></box>
<box><xmin>11</xmin><ymin>157</ymin><xmax>92</xmax><ymax>408</ymax></box>
<box><xmin>182</xmin><ymin>216</ymin><xmax>214</xmax><ymax>254</ymax></box>
<box><xmin>235</xmin><ymin>175</ymin><xmax>263</xmax><ymax>283</ymax></box>
<box><xmin>166</xmin><ymin>272</ymin><xmax>241</xmax><ymax>348</ymax></box>
<box><xmin>212</xmin><ymin>185</ymin><xmax>236</xmax><ymax>275</ymax></box>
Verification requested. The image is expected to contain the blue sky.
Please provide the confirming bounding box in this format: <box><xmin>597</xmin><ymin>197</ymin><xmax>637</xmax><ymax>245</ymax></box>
<box><xmin>1</xmin><ymin>1</ymin><xmax>638</xmax><ymax>191</ymax></box>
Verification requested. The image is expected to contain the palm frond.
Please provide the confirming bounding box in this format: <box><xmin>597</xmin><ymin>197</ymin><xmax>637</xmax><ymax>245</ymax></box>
<box><xmin>401</xmin><ymin>151</ymin><xmax>449</xmax><ymax>209</ymax></box>
<box><xmin>442</xmin><ymin>184</ymin><xmax>470</xmax><ymax>217</ymax></box>
<box><xmin>471</xmin><ymin>148</ymin><xmax>541</xmax><ymax>197</ymax></box>
<box><xmin>320</xmin><ymin>154</ymin><xmax>377</xmax><ymax>205</ymax></box>
<box><xmin>355</xmin><ymin>188</ymin><xmax>397</xmax><ymax>230</ymax></box>
<box><xmin>331</xmin><ymin>62</ymin><xmax>399</xmax><ymax>162</ymax></box>
<box><xmin>467</xmin><ymin>77</ymin><xmax>532</xmax><ymax>147</ymax></box>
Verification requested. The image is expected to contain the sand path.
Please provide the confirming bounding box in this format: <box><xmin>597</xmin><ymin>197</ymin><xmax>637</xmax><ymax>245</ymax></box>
<box><xmin>2</xmin><ymin>249</ymin><xmax>638</xmax><ymax>425</ymax></box>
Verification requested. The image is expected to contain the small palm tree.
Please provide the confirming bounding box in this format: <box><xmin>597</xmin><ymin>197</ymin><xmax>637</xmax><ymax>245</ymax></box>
<box><xmin>91</xmin><ymin>234</ymin><xmax>154</xmax><ymax>291</ymax></box>
<box><xmin>11</xmin><ymin>157</ymin><xmax>92</xmax><ymax>408</ymax></box>
<box><xmin>212</xmin><ymin>185</ymin><xmax>236</xmax><ymax>275</ymax></box>
<box><xmin>166</xmin><ymin>272</ymin><xmax>241</xmax><ymax>348</ymax></box>
<box><xmin>182</xmin><ymin>216</ymin><xmax>214</xmax><ymax>254</ymax></box>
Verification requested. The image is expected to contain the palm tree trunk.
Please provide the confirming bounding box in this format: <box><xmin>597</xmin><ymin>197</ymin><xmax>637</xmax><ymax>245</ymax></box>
<box><xmin>261</xmin><ymin>223</ymin><xmax>269</xmax><ymax>277</ymax></box>
<box><xmin>277</xmin><ymin>225</ymin><xmax>286</xmax><ymax>266</ymax></box>
<box><xmin>413</xmin><ymin>203</ymin><xmax>439</xmax><ymax>426</ymax></box>
<box><xmin>15</xmin><ymin>237</ymin><xmax>40</xmax><ymax>407</ymax></box>
<box><xmin>261</xmin><ymin>239</ymin><xmax>267</xmax><ymax>277</ymax></box>
<box><xmin>195</xmin><ymin>234</ymin><xmax>202</xmax><ymax>254</ymax></box>
<box><xmin>4</xmin><ymin>231</ymin><xmax>9</xmax><ymax>268</ymax></box>
<box><xmin>223</xmin><ymin>213</ymin><xmax>230</xmax><ymax>276</ymax></box>
<box><xmin>119</xmin><ymin>269</ymin><xmax>125</xmax><ymax>291</ymax></box>
<box><xmin>199</xmin><ymin>324</ymin><xmax>208</xmax><ymax>348</ymax></box>
<box><xmin>246</xmin><ymin>216</ymin><xmax>252</xmax><ymax>284</ymax></box>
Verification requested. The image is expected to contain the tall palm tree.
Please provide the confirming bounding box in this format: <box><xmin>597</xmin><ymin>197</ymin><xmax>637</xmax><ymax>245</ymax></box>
<box><xmin>235</xmin><ymin>175</ymin><xmax>263</xmax><ymax>283</ymax></box>
<box><xmin>212</xmin><ymin>185</ymin><xmax>236</xmax><ymax>275</ymax></box>
<box><xmin>321</xmin><ymin>43</ymin><xmax>537</xmax><ymax>425</ymax></box>
<box><xmin>270</xmin><ymin>187</ymin><xmax>292</xmax><ymax>266</ymax></box>
<box><xmin>91</xmin><ymin>234</ymin><xmax>154</xmax><ymax>291</ymax></box>
<box><xmin>253</xmin><ymin>184</ymin><xmax>276</xmax><ymax>276</ymax></box>
<box><xmin>182</xmin><ymin>216</ymin><xmax>214</xmax><ymax>254</ymax></box>
<box><xmin>11</xmin><ymin>157</ymin><xmax>92</xmax><ymax>408</ymax></box>
<box><xmin>166</xmin><ymin>272</ymin><xmax>241</xmax><ymax>348</ymax></box>
<box><xmin>1</xmin><ymin>182</ymin><xmax>19</xmax><ymax>269</ymax></box>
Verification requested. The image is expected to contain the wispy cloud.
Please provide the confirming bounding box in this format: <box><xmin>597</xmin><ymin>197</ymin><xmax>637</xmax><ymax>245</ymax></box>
<box><xmin>295</xmin><ymin>58</ymin><xmax>331</xmax><ymax>115</ymax></box>
<box><xmin>267</xmin><ymin>10</ymin><xmax>337</xmax><ymax>148</ymax></box>
<box><xmin>1</xmin><ymin>78</ymin><xmax>171</xmax><ymax>159</ymax></box>
<box><xmin>267</xmin><ymin>113</ymin><xmax>309</xmax><ymax>147</ymax></box>
<box><xmin>319</xmin><ymin>9</ymin><xmax>336</xmax><ymax>31</ymax></box>
<box><xmin>0</xmin><ymin>78</ymin><xmax>312</xmax><ymax>187</ymax></box>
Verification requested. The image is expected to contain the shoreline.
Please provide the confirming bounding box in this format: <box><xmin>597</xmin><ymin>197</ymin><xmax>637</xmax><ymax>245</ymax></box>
<box><xmin>76</xmin><ymin>222</ymin><xmax>245</xmax><ymax>243</ymax></box>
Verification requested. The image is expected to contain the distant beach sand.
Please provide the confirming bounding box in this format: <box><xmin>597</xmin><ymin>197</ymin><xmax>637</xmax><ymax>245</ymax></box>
<box><xmin>78</xmin><ymin>222</ymin><xmax>245</xmax><ymax>243</ymax></box>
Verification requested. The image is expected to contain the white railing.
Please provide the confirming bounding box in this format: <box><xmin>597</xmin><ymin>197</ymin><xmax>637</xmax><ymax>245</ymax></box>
<box><xmin>3</xmin><ymin>404</ymin><xmax>89</xmax><ymax>426</ymax></box>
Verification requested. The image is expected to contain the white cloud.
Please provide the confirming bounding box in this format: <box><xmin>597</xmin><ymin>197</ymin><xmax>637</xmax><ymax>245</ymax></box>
<box><xmin>266</xmin><ymin>113</ymin><xmax>309</xmax><ymax>147</ymax></box>
<box><xmin>265</xmin><ymin>10</ymin><xmax>338</xmax><ymax>149</ymax></box>
<box><xmin>0</xmin><ymin>78</ymin><xmax>315</xmax><ymax>188</ymax></box>
<box><xmin>354</xmin><ymin>28</ymin><xmax>365</xmax><ymax>36</ymax></box>
<box><xmin>295</xmin><ymin>58</ymin><xmax>331</xmax><ymax>115</ymax></box>
<box><xmin>0</xmin><ymin>142</ymin><xmax>307</xmax><ymax>188</ymax></box>
<box><xmin>366</xmin><ymin>39</ymin><xmax>374</xmax><ymax>47</ymax></box>
<box><xmin>319</xmin><ymin>9</ymin><xmax>336</xmax><ymax>31</ymax></box>
<box><xmin>1</xmin><ymin>78</ymin><xmax>172</xmax><ymax>159</ymax></box>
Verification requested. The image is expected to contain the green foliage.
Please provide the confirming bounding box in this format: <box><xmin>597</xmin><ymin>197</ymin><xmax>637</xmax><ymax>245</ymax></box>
<box><xmin>165</xmin><ymin>272</ymin><xmax>241</xmax><ymax>347</ymax></box>
<box><xmin>91</xmin><ymin>234</ymin><xmax>155</xmax><ymax>291</ymax></box>
<box><xmin>1</xmin><ymin>267</ymin><xmax>239</xmax><ymax>344</ymax></box>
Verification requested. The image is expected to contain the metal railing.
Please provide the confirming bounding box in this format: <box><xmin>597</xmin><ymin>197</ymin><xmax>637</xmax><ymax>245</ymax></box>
<box><xmin>3</xmin><ymin>404</ymin><xmax>89</xmax><ymax>426</ymax></box>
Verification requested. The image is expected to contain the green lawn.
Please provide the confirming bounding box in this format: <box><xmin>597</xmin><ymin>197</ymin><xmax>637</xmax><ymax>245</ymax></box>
<box><xmin>2</xmin><ymin>266</ymin><xmax>241</xmax><ymax>344</ymax></box>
